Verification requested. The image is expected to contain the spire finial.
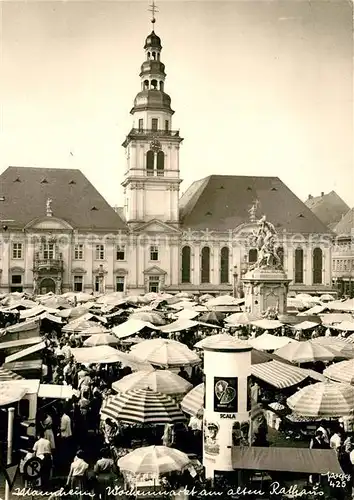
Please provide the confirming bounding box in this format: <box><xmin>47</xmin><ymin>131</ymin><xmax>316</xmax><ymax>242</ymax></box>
<box><xmin>148</xmin><ymin>1</ymin><xmax>158</xmax><ymax>27</ymax></box>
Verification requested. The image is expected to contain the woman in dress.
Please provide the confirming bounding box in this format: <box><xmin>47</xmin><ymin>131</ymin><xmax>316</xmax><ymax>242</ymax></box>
<box><xmin>42</xmin><ymin>412</ymin><xmax>56</xmax><ymax>452</ymax></box>
<box><xmin>93</xmin><ymin>448</ymin><xmax>117</xmax><ymax>500</ymax></box>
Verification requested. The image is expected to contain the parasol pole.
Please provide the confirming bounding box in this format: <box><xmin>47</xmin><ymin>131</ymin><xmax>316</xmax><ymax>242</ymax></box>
<box><xmin>5</xmin><ymin>407</ymin><xmax>15</xmax><ymax>500</ymax></box>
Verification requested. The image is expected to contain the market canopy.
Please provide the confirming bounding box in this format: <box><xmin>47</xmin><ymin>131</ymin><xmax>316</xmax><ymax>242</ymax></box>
<box><xmin>332</xmin><ymin>321</ymin><xmax>354</xmax><ymax>332</ymax></box>
<box><xmin>71</xmin><ymin>345</ymin><xmax>152</xmax><ymax>370</ymax></box>
<box><xmin>323</xmin><ymin>359</ymin><xmax>354</xmax><ymax>384</ymax></box>
<box><xmin>231</xmin><ymin>447</ymin><xmax>342</xmax><ymax>474</ymax></box>
<box><xmin>251</xmin><ymin>319</ymin><xmax>283</xmax><ymax>330</ymax></box>
<box><xmin>38</xmin><ymin>384</ymin><xmax>74</xmax><ymax>400</ymax></box>
<box><xmin>112</xmin><ymin>319</ymin><xmax>158</xmax><ymax>339</ymax></box>
<box><xmin>247</xmin><ymin>333</ymin><xmax>295</xmax><ymax>351</ymax></box>
<box><xmin>112</xmin><ymin>369</ymin><xmax>192</xmax><ymax>396</ymax></box>
<box><xmin>0</xmin><ymin>382</ymin><xmax>27</xmax><ymax>406</ymax></box>
<box><xmin>5</xmin><ymin>341</ymin><xmax>46</xmax><ymax>364</ymax></box>
<box><xmin>131</xmin><ymin>338</ymin><xmax>201</xmax><ymax>368</ymax></box>
<box><xmin>274</xmin><ymin>340</ymin><xmax>339</xmax><ymax>364</ymax></box>
<box><xmin>293</xmin><ymin>321</ymin><xmax>319</xmax><ymax>331</ymax></box>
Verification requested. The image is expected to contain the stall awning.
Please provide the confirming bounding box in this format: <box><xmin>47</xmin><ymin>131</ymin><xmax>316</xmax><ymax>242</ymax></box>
<box><xmin>231</xmin><ymin>447</ymin><xmax>342</xmax><ymax>474</ymax></box>
<box><xmin>3</xmin><ymin>359</ymin><xmax>42</xmax><ymax>373</ymax></box>
<box><xmin>5</xmin><ymin>319</ymin><xmax>40</xmax><ymax>334</ymax></box>
<box><xmin>112</xmin><ymin>319</ymin><xmax>158</xmax><ymax>339</ymax></box>
<box><xmin>38</xmin><ymin>384</ymin><xmax>74</xmax><ymax>400</ymax></box>
<box><xmin>0</xmin><ymin>337</ymin><xmax>42</xmax><ymax>350</ymax></box>
<box><xmin>5</xmin><ymin>341</ymin><xmax>46</xmax><ymax>364</ymax></box>
<box><xmin>251</xmin><ymin>360</ymin><xmax>309</xmax><ymax>389</ymax></box>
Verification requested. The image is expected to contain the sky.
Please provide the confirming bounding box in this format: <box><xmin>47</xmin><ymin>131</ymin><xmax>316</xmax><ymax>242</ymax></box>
<box><xmin>0</xmin><ymin>0</ymin><xmax>353</xmax><ymax>209</ymax></box>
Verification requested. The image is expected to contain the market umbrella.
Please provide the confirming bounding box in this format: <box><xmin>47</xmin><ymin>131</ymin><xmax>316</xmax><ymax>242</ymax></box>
<box><xmin>130</xmin><ymin>339</ymin><xmax>201</xmax><ymax>368</ymax></box>
<box><xmin>251</xmin><ymin>319</ymin><xmax>283</xmax><ymax>330</ymax></box>
<box><xmin>323</xmin><ymin>360</ymin><xmax>354</xmax><ymax>384</ymax></box>
<box><xmin>332</xmin><ymin>321</ymin><xmax>354</xmax><ymax>332</ymax></box>
<box><xmin>118</xmin><ymin>445</ymin><xmax>190</xmax><ymax>475</ymax></box>
<box><xmin>225</xmin><ymin>312</ymin><xmax>260</xmax><ymax>326</ymax></box>
<box><xmin>100</xmin><ymin>388</ymin><xmax>185</xmax><ymax>424</ymax></box>
<box><xmin>78</xmin><ymin>324</ymin><xmax>111</xmax><ymax>336</ymax></box>
<box><xmin>198</xmin><ymin>310</ymin><xmax>224</xmax><ymax>324</ymax></box>
<box><xmin>274</xmin><ymin>340</ymin><xmax>340</xmax><ymax>364</ymax></box>
<box><xmin>75</xmin><ymin>292</ymin><xmax>94</xmax><ymax>303</ymax></box>
<box><xmin>126</xmin><ymin>295</ymin><xmax>150</xmax><ymax>305</ymax></box>
<box><xmin>320</xmin><ymin>294</ymin><xmax>335</xmax><ymax>302</ymax></box>
<box><xmin>180</xmin><ymin>383</ymin><xmax>204</xmax><ymax>417</ymax></box>
<box><xmin>287</xmin><ymin>382</ymin><xmax>354</xmax><ymax>417</ymax></box>
<box><xmin>0</xmin><ymin>382</ymin><xmax>26</xmax><ymax>406</ymax></box>
<box><xmin>83</xmin><ymin>334</ymin><xmax>120</xmax><ymax>347</ymax></box>
<box><xmin>130</xmin><ymin>311</ymin><xmax>166</xmax><ymax>326</ymax></box>
<box><xmin>293</xmin><ymin>321</ymin><xmax>319</xmax><ymax>331</ymax></box>
<box><xmin>247</xmin><ymin>333</ymin><xmax>296</xmax><ymax>351</ymax></box>
<box><xmin>112</xmin><ymin>369</ymin><xmax>192</xmax><ymax>396</ymax></box>
<box><xmin>310</xmin><ymin>337</ymin><xmax>354</xmax><ymax>358</ymax></box>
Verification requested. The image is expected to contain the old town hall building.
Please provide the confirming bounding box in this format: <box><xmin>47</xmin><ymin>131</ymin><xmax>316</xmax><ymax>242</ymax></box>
<box><xmin>0</xmin><ymin>28</ymin><xmax>333</xmax><ymax>296</ymax></box>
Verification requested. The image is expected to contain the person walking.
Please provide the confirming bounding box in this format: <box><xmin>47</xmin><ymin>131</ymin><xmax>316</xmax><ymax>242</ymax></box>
<box><xmin>66</xmin><ymin>450</ymin><xmax>89</xmax><ymax>499</ymax></box>
<box><xmin>93</xmin><ymin>448</ymin><xmax>116</xmax><ymax>500</ymax></box>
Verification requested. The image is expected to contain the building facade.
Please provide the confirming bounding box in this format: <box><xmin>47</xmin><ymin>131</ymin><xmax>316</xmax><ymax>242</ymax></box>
<box><xmin>0</xmin><ymin>28</ymin><xmax>334</xmax><ymax>297</ymax></box>
<box><xmin>332</xmin><ymin>209</ymin><xmax>354</xmax><ymax>297</ymax></box>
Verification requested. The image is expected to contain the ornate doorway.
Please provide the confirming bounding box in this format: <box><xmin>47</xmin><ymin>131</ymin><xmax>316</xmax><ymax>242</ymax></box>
<box><xmin>39</xmin><ymin>278</ymin><xmax>56</xmax><ymax>295</ymax></box>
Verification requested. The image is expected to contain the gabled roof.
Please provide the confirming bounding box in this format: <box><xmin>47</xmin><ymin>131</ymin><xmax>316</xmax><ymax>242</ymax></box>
<box><xmin>0</xmin><ymin>167</ymin><xmax>127</xmax><ymax>230</ymax></box>
<box><xmin>179</xmin><ymin>175</ymin><xmax>331</xmax><ymax>233</ymax></box>
<box><xmin>305</xmin><ymin>191</ymin><xmax>349</xmax><ymax>228</ymax></box>
<box><xmin>333</xmin><ymin>208</ymin><xmax>354</xmax><ymax>235</ymax></box>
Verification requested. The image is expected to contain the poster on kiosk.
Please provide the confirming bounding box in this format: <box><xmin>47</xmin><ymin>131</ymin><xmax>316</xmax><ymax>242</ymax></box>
<box><xmin>201</xmin><ymin>335</ymin><xmax>252</xmax><ymax>477</ymax></box>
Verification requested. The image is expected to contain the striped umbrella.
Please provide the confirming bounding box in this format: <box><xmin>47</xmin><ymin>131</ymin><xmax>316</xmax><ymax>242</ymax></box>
<box><xmin>112</xmin><ymin>370</ymin><xmax>192</xmax><ymax>396</ymax></box>
<box><xmin>130</xmin><ymin>339</ymin><xmax>200</xmax><ymax>368</ymax></box>
<box><xmin>311</xmin><ymin>337</ymin><xmax>354</xmax><ymax>358</ymax></box>
<box><xmin>287</xmin><ymin>382</ymin><xmax>354</xmax><ymax>417</ymax></box>
<box><xmin>274</xmin><ymin>340</ymin><xmax>340</xmax><ymax>364</ymax></box>
<box><xmin>324</xmin><ymin>360</ymin><xmax>354</xmax><ymax>384</ymax></box>
<box><xmin>0</xmin><ymin>368</ymin><xmax>23</xmax><ymax>381</ymax></box>
<box><xmin>181</xmin><ymin>383</ymin><xmax>204</xmax><ymax>417</ymax></box>
<box><xmin>100</xmin><ymin>388</ymin><xmax>185</xmax><ymax>424</ymax></box>
<box><xmin>118</xmin><ymin>445</ymin><xmax>190</xmax><ymax>475</ymax></box>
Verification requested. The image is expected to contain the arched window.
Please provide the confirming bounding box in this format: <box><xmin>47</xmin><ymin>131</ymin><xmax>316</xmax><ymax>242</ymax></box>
<box><xmin>156</xmin><ymin>151</ymin><xmax>164</xmax><ymax>176</ymax></box>
<box><xmin>220</xmin><ymin>247</ymin><xmax>229</xmax><ymax>283</ymax></box>
<box><xmin>151</xmin><ymin>79</ymin><xmax>157</xmax><ymax>89</ymax></box>
<box><xmin>143</xmin><ymin>80</ymin><xmax>149</xmax><ymax>90</ymax></box>
<box><xmin>181</xmin><ymin>246</ymin><xmax>191</xmax><ymax>283</ymax></box>
<box><xmin>201</xmin><ymin>247</ymin><xmax>210</xmax><ymax>284</ymax></box>
<box><xmin>313</xmin><ymin>247</ymin><xmax>323</xmax><ymax>284</ymax></box>
<box><xmin>295</xmin><ymin>248</ymin><xmax>304</xmax><ymax>284</ymax></box>
<box><xmin>152</xmin><ymin>52</ymin><xmax>156</xmax><ymax>60</ymax></box>
<box><xmin>249</xmin><ymin>248</ymin><xmax>258</xmax><ymax>264</ymax></box>
<box><xmin>146</xmin><ymin>150</ymin><xmax>154</xmax><ymax>176</ymax></box>
<box><xmin>147</xmin><ymin>52</ymin><xmax>151</xmax><ymax>59</ymax></box>
<box><xmin>159</xmin><ymin>81</ymin><xmax>164</xmax><ymax>91</ymax></box>
<box><xmin>276</xmin><ymin>246</ymin><xmax>284</xmax><ymax>267</ymax></box>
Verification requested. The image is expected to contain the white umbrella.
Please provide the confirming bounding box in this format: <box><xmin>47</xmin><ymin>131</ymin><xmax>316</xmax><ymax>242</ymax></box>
<box><xmin>83</xmin><ymin>334</ymin><xmax>120</xmax><ymax>347</ymax></box>
<box><xmin>112</xmin><ymin>370</ymin><xmax>192</xmax><ymax>395</ymax></box>
<box><xmin>248</xmin><ymin>333</ymin><xmax>295</xmax><ymax>350</ymax></box>
<box><xmin>131</xmin><ymin>338</ymin><xmax>200</xmax><ymax>368</ymax></box>
<box><xmin>118</xmin><ymin>445</ymin><xmax>190</xmax><ymax>475</ymax></box>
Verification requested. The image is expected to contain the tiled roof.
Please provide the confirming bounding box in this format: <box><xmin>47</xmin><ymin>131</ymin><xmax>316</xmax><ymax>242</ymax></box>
<box><xmin>305</xmin><ymin>191</ymin><xmax>349</xmax><ymax>228</ymax></box>
<box><xmin>0</xmin><ymin>167</ymin><xmax>127</xmax><ymax>231</ymax></box>
<box><xmin>179</xmin><ymin>175</ymin><xmax>331</xmax><ymax>233</ymax></box>
<box><xmin>333</xmin><ymin>208</ymin><xmax>354</xmax><ymax>235</ymax></box>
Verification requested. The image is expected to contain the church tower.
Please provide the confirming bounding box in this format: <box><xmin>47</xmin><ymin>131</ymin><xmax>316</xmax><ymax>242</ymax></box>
<box><xmin>122</xmin><ymin>9</ymin><xmax>183</xmax><ymax>226</ymax></box>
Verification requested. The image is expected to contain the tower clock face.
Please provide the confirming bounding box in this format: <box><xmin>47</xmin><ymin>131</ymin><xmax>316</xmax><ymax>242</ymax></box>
<box><xmin>150</xmin><ymin>139</ymin><xmax>161</xmax><ymax>152</ymax></box>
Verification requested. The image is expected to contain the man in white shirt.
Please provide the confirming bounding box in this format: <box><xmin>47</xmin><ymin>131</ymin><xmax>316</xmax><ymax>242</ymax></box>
<box><xmin>33</xmin><ymin>430</ymin><xmax>52</xmax><ymax>489</ymax></box>
<box><xmin>330</xmin><ymin>431</ymin><xmax>342</xmax><ymax>452</ymax></box>
<box><xmin>58</xmin><ymin>409</ymin><xmax>73</xmax><ymax>468</ymax></box>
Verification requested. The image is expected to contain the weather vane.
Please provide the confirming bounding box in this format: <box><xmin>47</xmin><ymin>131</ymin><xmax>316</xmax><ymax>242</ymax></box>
<box><xmin>148</xmin><ymin>0</ymin><xmax>158</xmax><ymax>26</ymax></box>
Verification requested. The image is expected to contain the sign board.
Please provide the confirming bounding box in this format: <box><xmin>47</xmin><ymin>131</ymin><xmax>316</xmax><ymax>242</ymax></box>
<box><xmin>0</xmin><ymin>461</ymin><xmax>19</xmax><ymax>491</ymax></box>
<box><xmin>23</xmin><ymin>457</ymin><xmax>42</xmax><ymax>480</ymax></box>
<box><xmin>213</xmin><ymin>377</ymin><xmax>238</xmax><ymax>412</ymax></box>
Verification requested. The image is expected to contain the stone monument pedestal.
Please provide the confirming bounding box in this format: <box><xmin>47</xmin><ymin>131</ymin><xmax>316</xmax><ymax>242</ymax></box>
<box><xmin>242</xmin><ymin>268</ymin><xmax>291</xmax><ymax>316</ymax></box>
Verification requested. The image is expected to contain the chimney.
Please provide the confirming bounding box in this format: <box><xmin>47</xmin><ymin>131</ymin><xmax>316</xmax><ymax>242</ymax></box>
<box><xmin>321</xmin><ymin>192</ymin><xmax>324</xmax><ymax>197</ymax></box>
<box><xmin>308</xmin><ymin>194</ymin><xmax>313</xmax><ymax>200</ymax></box>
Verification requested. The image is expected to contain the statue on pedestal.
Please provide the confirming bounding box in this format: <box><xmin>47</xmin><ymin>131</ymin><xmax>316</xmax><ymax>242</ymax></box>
<box><xmin>46</xmin><ymin>198</ymin><xmax>53</xmax><ymax>217</ymax></box>
<box><xmin>56</xmin><ymin>276</ymin><xmax>62</xmax><ymax>295</ymax></box>
<box><xmin>250</xmin><ymin>215</ymin><xmax>282</xmax><ymax>271</ymax></box>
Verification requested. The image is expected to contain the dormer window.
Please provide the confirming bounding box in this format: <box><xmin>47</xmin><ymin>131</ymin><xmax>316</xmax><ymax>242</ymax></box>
<box><xmin>91</xmin><ymin>206</ymin><xmax>98</xmax><ymax>211</ymax></box>
<box><xmin>40</xmin><ymin>178</ymin><xmax>48</xmax><ymax>184</ymax></box>
<box><xmin>69</xmin><ymin>180</ymin><xmax>76</xmax><ymax>185</ymax></box>
<box><xmin>13</xmin><ymin>177</ymin><xmax>21</xmax><ymax>183</ymax></box>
